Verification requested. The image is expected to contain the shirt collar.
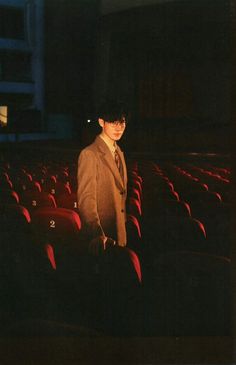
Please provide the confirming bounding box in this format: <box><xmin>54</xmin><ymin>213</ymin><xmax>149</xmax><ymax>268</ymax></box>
<box><xmin>99</xmin><ymin>133</ymin><xmax>117</xmax><ymax>154</ymax></box>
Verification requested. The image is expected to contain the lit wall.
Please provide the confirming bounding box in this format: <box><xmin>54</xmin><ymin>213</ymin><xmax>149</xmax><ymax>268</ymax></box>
<box><xmin>0</xmin><ymin>0</ymin><xmax>44</xmax><ymax>130</ymax></box>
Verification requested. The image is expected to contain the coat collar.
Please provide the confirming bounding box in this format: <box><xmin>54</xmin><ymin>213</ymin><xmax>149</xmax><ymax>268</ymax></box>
<box><xmin>94</xmin><ymin>136</ymin><xmax>127</xmax><ymax>189</ymax></box>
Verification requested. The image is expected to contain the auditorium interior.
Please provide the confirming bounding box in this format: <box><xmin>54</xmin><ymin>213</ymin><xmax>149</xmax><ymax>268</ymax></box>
<box><xmin>0</xmin><ymin>0</ymin><xmax>234</xmax><ymax>363</ymax></box>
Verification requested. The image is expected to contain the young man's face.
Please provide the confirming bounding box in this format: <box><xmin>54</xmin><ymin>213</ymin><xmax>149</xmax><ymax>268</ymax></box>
<box><xmin>98</xmin><ymin>118</ymin><xmax>126</xmax><ymax>142</ymax></box>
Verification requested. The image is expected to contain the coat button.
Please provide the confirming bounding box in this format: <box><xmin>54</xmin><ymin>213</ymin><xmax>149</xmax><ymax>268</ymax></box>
<box><xmin>120</xmin><ymin>191</ymin><xmax>124</xmax><ymax>195</ymax></box>
<box><xmin>121</xmin><ymin>209</ymin><xmax>124</xmax><ymax>213</ymax></box>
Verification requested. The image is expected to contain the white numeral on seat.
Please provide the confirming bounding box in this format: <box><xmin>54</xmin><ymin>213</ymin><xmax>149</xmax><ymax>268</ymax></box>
<box><xmin>50</xmin><ymin>220</ymin><xmax>56</xmax><ymax>228</ymax></box>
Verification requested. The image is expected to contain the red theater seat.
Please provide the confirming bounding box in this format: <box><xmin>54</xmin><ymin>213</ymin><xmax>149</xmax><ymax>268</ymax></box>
<box><xmin>0</xmin><ymin>189</ymin><xmax>20</xmax><ymax>204</ymax></box>
<box><xmin>20</xmin><ymin>191</ymin><xmax>57</xmax><ymax>212</ymax></box>
<box><xmin>155</xmin><ymin>199</ymin><xmax>192</xmax><ymax>218</ymax></box>
<box><xmin>191</xmin><ymin>202</ymin><xmax>230</xmax><ymax>257</ymax></box>
<box><xmin>129</xmin><ymin>178</ymin><xmax>142</xmax><ymax>195</ymax></box>
<box><xmin>127</xmin><ymin>196</ymin><xmax>142</xmax><ymax>217</ymax></box>
<box><xmin>144</xmin><ymin>215</ymin><xmax>207</xmax><ymax>254</ymax></box>
<box><xmin>14</xmin><ymin>180</ymin><xmax>42</xmax><ymax>194</ymax></box>
<box><xmin>98</xmin><ymin>245</ymin><xmax>142</xmax><ymax>335</ymax></box>
<box><xmin>0</xmin><ymin>203</ymin><xmax>57</xmax><ymax>324</ymax></box>
<box><xmin>0</xmin><ymin>171</ymin><xmax>10</xmax><ymax>181</ymax></box>
<box><xmin>128</xmin><ymin>187</ymin><xmax>141</xmax><ymax>204</ymax></box>
<box><xmin>187</xmin><ymin>190</ymin><xmax>222</xmax><ymax>205</ymax></box>
<box><xmin>68</xmin><ymin>175</ymin><xmax>77</xmax><ymax>193</ymax></box>
<box><xmin>31</xmin><ymin>207</ymin><xmax>81</xmax><ymax>239</ymax></box>
<box><xmin>56</xmin><ymin>170</ymin><xmax>70</xmax><ymax>184</ymax></box>
<box><xmin>0</xmin><ymin>203</ymin><xmax>32</xmax><ymax>254</ymax></box>
<box><xmin>54</xmin><ymin>182</ymin><xmax>71</xmax><ymax>196</ymax></box>
<box><xmin>126</xmin><ymin>214</ymin><xmax>142</xmax><ymax>253</ymax></box>
<box><xmin>42</xmin><ymin>175</ymin><xmax>57</xmax><ymax>194</ymax></box>
<box><xmin>0</xmin><ymin>203</ymin><xmax>31</xmax><ymax>229</ymax></box>
<box><xmin>10</xmin><ymin>170</ymin><xmax>33</xmax><ymax>190</ymax></box>
<box><xmin>31</xmin><ymin>207</ymin><xmax>84</xmax><ymax>267</ymax></box>
<box><xmin>31</xmin><ymin>168</ymin><xmax>47</xmax><ymax>185</ymax></box>
<box><xmin>43</xmin><ymin>179</ymin><xmax>71</xmax><ymax>197</ymax></box>
<box><xmin>145</xmin><ymin>251</ymin><xmax>230</xmax><ymax>336</ymax></box>
<box><xmin>56</xmin><ymin>192</ymin><xmax>78</xmax><ymax>211</ymax></box>
<box><xmin>185</xmin><ymin>191</ymin><xmax>223</xmax><ymax>220</ymax></box>
<box><xmin>130</xmin><ymin>172</ymin><xmax>142</xmax><ymax>185</ymax></box>
<box><xmin>0</xmin><ymin>178</ymin><xmax>13</xmax><ymax>190</ymax></box>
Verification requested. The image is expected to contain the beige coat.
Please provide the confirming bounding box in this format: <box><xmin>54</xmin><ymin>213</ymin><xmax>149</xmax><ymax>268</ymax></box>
<box><xmin>77</xmin><ymin>135</ymin><xmax>127</xmax><ymax>246</ymax></box>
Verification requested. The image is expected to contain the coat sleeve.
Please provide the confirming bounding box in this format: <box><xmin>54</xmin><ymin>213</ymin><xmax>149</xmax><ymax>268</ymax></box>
<box><xmin>77</xmin><ymin>149</ymin><xmax>105</xmax><ymax>240</ymax></box>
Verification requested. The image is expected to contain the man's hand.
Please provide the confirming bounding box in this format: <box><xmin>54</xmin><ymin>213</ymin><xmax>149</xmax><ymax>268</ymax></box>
<box><xmin>88</xmin><ymin>235</ymin><xmax>107</xmax><ymax>255</ymax></box>
<box><xmin>105</xmin><ymin>237</ymin><xmax>116</xmax><ymax>249</ymax></box>
<box><xmin>88</xmin><ymin>235</ymin><xmax>116</xmax><ymax>255</ymax></box>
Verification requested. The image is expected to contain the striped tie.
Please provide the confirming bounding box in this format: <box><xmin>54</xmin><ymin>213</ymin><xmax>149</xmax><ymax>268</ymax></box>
<box><xmin>114</xmin><ymin>149</ymin><xmax>121</xmax><ymax>173</ymax></box>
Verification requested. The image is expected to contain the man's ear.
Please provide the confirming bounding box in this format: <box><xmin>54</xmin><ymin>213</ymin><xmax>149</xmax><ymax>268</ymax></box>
<box><xmin>98</xmin><ymin>118</ymin><xmax>105</xmax><ymax>128</ymax></box>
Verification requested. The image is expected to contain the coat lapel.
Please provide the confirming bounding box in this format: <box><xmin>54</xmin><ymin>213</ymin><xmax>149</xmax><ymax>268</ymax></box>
<box><xmin>95</xmin><ymin>136</ymin><xmax>126</xmax><ymax>190</ymax></box>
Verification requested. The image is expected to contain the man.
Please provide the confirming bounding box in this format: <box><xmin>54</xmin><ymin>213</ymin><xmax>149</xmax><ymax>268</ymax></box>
<box><xmin>77</xmin><ymin>101</ymin><xmax>142</xmax><ymax>335</ymax></box>
<box><xmin>77</xmin><ymin>101</ymin><xmax>128</xmax><ymax>254</ymax></box>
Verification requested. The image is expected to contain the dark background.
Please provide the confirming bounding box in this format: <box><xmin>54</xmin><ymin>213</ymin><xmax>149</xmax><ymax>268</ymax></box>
<box><xmin>0</xmin><ymin>1</ymin><xmax>234</xmax><ymax>363</ymax></box>
<box><xmin>43</xmin><ymin>0</ymin><xmax>232</xmax><ymax>154</ymax></box>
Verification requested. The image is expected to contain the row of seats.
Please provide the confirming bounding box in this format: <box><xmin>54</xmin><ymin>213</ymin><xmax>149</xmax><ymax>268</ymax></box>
<box><xmin>0</xmin><ymin>157</ymin><xmax>144</xmax><ymax>336</ymax></box>
<box><xmin>133</xmin><ymin>160</ymin><xmax>231</xmax><ymax>258</ymax></box>
<box><xmin>0</xmin><ymin>154</ymin><xmax>231</xmax><ymax>336</ymax></box>
<box><xmin>127</xmin><ymin>159</ymin><xmax>231</xmax><ymax>335</ymax></box>
<box><xmin>0</xmin><ymin>157</ymin><xmax>230</xmax><ymax>260</ymax></box>
<box><xmin>126</xmin><ymin>161</ymin><xmax>143</xmax><ymax>254</ymax></box>
<box><xmin>0</xmin><ymin>156</ymin><xmax>230</xmax><ymax>258</ymax></box>
<box><xmin>0</xmin><ymin>161</ymin><xmax>143</xmax><ymax>256</ymax></box>
<box><xmin>0</xmin><ymin>202</ymin><xmax>143</xmax><ymax>336</ymax></box>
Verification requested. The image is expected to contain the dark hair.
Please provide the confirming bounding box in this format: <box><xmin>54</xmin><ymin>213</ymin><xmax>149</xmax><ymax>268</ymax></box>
<box><xmin>97</xmin><ymin>100</ymin><xmax>128</xmax><ymax>122</ymax></box>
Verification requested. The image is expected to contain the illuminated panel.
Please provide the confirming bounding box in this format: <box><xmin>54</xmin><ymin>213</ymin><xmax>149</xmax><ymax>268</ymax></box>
<box><xmin>0</xmin><ymin>106</ymin><xmax>7</xmax><ymax>126</ymax></box>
